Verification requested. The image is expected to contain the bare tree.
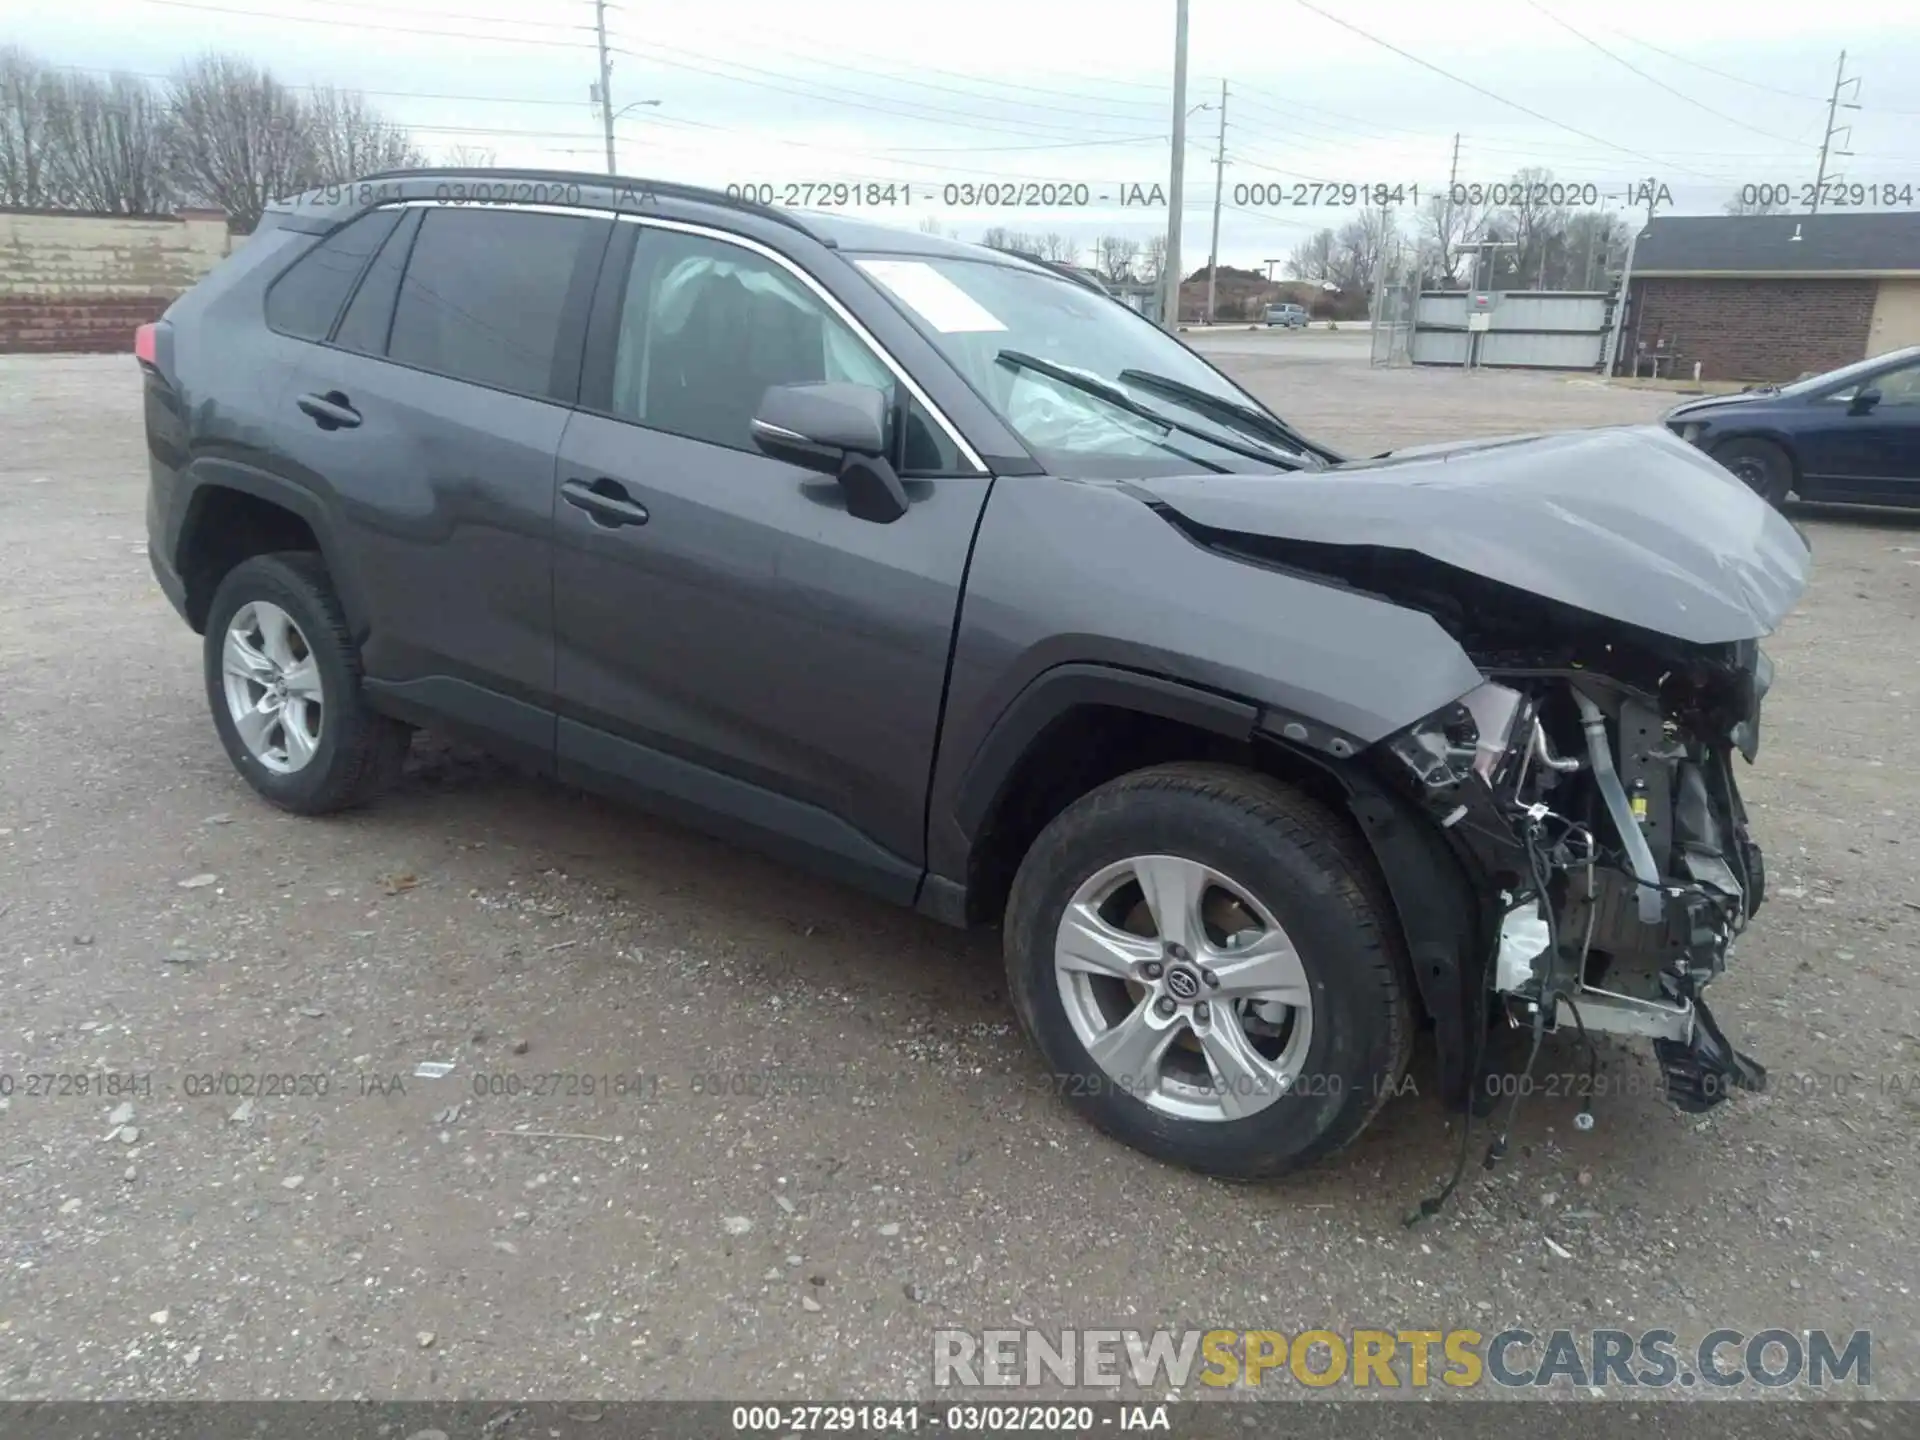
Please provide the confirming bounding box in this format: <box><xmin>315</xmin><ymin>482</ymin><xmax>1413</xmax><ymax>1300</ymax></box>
<box><xmin>441</xmin><ymin>143</ymin><xmax>496</xmax><ymax>168</ymax></box>
<box><xmin>1419</xmin><ymin>191</ymin><xmax>1479</xmax><ymax>288</ymax></box>
<box><xmin>980</xmin><ymin>225</ymin><xmax>1015</xmax><ymax>251</ymax></box>
<box><xmin>166</xmin><ymin>54</ymin><xmax>317</xmax><ymax>231</ymax></box>
<box><xmin>1037</xmin><ymin>232</ymin><xmax>1080</xmax><ymax>265</ymax></box>
<box><xmin>1141</xmin><ymin>232</ymin><xmax>1167</xmax><ymax>282</ymax></box>
<box><xmin>1095</xmin><ymin>234</ymin><xmax>1138</xmax><ymax>282</ymax></box>
<box><xmin>0</xmin><ymin>46</ymin><xmax>60</xmax><ymax>206</ymax></box>
<box><xmin>1329</xmin><ymin>208</ymin><xmax>1399</xmax><ymax>300</ymax></box>
<box><xmin>46</xmin><ymin>70</ymin><xmax>176</xmax><ymax>214</ymax></box>
<box><xmin>1285</xmin><ymin>228</ymin><xmax>1335</xmax><ymax>282</ymax></box>
<box><xmin>1724</xmin><ymin>190</ymin><xmax>1784</xmax><ymax>216</ymax></box>
<box><xmin>1557</xmin><ymin>209</ymin><xmax>1629</xmax><ymax>289</ymax></box>
<box><xmin>305</xmin><ymin>84</ymin><xmax>423</xmax><ymax>183</ymax></box>
<box><xmin>1492</xmin><ymin>166</ymin><xmax>1571</xmax><ymax>289</ymax></box>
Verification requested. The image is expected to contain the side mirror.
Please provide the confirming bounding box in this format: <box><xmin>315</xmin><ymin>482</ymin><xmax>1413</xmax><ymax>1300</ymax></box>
<box><xmin>1849</xmin><ymin>386</ymin><xmax>1882</xmax><ymax>415</ymax></box>
<box><xmin>750</xmin><ymin>382</ymin><xmax>908</xmax><ymax>524</ymax></box>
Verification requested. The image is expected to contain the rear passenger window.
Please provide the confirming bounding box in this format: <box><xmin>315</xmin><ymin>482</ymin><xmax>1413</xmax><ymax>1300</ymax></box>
<box><xmin>387</xmin><ymin>208</ymin><xmax>596</xmax><ymax>399</ymax></box>
<box><xmin>333</xmin><ymin>209</ymin><xmax>420</xmax><ymax>356</ymax></box>
<box><xmin>265</xmin><ymin>209</ymin><xmax>402</xmax><ymax>341</ymax></box>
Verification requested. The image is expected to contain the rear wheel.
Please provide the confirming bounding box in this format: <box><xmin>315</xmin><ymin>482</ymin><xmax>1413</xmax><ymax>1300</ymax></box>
<box><xmin>1003</xmin><ymin>763</ymin><xmax>1415</xmax><ymax>1178</ymax></box>
<box><xmin>203</xmin><ymin>552</ymin><xmax>411</xmax><ymax>814</ymax></box>
<box><xmin>1712</xmin><ymin>436</ymin><xmax>1793</xmax><ymax>506</ymax></box>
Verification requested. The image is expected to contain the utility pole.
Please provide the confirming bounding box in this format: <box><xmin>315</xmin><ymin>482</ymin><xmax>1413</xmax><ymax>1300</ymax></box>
<box><xmin>1205</xmin><ymin>81</ymin><xmax>1228</xmax><ymax>325</ymax></box>
<box><xmin>595</xmin><ymin>0</ymin><xmax>617</xmax><ymax>175</ymax></box>
<box><xmin>1162</xmin><ymin>0</ymin><xmax>1190</xmax><ymax>329</ymax></box>
<box><xmin>1263</xmin><ymin>258</ymin><xmax>1283</xmax><ymax>282</ymax></box>
<box><xmin>1811</xmin><ymin>50</ymin><xmax>1860</xmax><ymax>213</ymax></box>
<box><xmin>1444</xmin><ymin>132</ymin><xmax>1460</xmax><ymax>286</ymax></box>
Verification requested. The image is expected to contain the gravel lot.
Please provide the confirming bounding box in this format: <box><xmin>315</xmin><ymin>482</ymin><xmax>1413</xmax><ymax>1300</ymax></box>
<box><xmin>2</xmin><ymin>339</ymin><xmax>1917</xmax><ymax>1406</ymax></box>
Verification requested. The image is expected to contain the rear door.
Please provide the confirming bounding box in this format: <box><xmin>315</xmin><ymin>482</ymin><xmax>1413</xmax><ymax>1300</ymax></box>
<box><xmin>280</xmin><ymin>203</ymin><xmax>610</xmax><ymax>764</ymax></box>
<box><xmin>551</xmin><ymin>219</ymin><xmax>991</xmax><ymax>899</ymax></box>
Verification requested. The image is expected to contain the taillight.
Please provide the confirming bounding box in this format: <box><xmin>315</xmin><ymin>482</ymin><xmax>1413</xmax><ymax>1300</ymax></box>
<box><xmin>134</xmin><ymin>322</ymin><xmax>158</xmax><ymax>367</ymax></box>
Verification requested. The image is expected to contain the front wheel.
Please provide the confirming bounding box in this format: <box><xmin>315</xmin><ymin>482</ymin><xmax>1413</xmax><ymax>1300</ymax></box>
<box><xmin>1712</xmin><ymin>436</ymin><xmax>1793</xmax><ymax>506</ymax></box>
<box><xmin>1003</xmin><ymin>763</ymin><xmax>1415</xmax><ymax>1178</ymax></box>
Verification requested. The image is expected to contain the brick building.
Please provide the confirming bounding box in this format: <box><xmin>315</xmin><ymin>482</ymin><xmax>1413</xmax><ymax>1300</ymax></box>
<box><xmin>1621</xmin><ymin>212</ymin><xmax>1920</xmax><ymax>383</ymax></box>
<box><xmin>1</xmin><ymin>207</ymin><xmax>237</xmax><ymax>354</ymax></box>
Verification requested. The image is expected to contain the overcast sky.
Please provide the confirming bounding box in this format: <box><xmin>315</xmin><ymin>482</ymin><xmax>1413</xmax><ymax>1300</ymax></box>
<box><xmin>19</xmin><ymin>0</ymin><xmax>1920</xmax><ymax>266</ymax></box>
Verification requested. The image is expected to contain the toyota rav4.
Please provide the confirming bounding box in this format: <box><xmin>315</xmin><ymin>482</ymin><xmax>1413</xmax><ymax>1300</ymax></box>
<box><xmin>140</xmin><ymin>169</ymin><xmax>1810</xmax><ymax>1179</ymax></box>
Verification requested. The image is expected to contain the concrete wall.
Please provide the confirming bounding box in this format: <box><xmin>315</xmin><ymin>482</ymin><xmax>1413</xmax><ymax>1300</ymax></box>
<box><xmin>1868</xmin><ymin>279</ymin><xmax>1920</xmax><ymax>355</ymax></box>
<box><xmin>1626</xmin><ymin>277</ymin><xmax>1877</xmax><ymax>382</ymax></box>
<box><xmin>0</xmin><ymin>208</ymin><xmax>237</xmax><ymax>354</ymax></box>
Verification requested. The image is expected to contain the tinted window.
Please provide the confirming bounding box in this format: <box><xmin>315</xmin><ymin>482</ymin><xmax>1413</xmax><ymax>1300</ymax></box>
<box><xmin>610</xmin><ymin>229</ymin><xmax>896</xmax><ymax>453</ymax></box>
<box><xmin>388</xmin><ymin>208</ymin><xmax>592</xmax><ymax>399</ymax></box>
<box><xmin>265</xmin><ymin>209</ymin><xmax>402</xmax><ymax>341</ymax></box>
<box><xmin>333</xmin><ymin>209</ymin><xmax>420</xmax><ymax>355</ymax></box>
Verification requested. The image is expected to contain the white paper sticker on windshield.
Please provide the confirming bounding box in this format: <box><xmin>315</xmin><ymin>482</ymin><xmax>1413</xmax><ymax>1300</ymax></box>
<box><xmin>857</xmin><ymin>259</ymin><xmax>1007</xmax><ymax>333</ymax></box>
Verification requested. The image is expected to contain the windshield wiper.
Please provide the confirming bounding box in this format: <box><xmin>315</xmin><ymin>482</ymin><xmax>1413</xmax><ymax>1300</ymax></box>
<box><xmin>995</xmin><ymin>350</ymin><xmax>1307</xmax><ymax>470</ymax></box>
<box><xmin>1116</xmin><ymin>368</ymin><xmax>1330</xmax><ymax>466</ymax></box>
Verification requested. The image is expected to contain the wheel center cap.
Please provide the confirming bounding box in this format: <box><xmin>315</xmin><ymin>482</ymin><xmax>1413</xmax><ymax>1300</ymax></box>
<box><xmin>1165</xmin><ymin>964</ymin><xmax>1202</xmax><ymax>1001</ymax></box>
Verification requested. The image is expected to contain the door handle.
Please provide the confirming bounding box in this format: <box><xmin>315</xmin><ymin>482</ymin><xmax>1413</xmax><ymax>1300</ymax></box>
<box><xmin>296</xmin><ymin>391</ymin><xmax>362</xmax><ymax>430</ymax></box>
<box><xmin>561</xmin><ymin>477</ymin><xmax>649</xmax><ymax>528</ymax></box>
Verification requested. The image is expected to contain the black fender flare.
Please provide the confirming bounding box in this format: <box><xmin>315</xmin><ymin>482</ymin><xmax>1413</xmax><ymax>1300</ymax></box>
<box><xmin>927</xmin><ymin>661</ymin><xmax>1489</xmax><ymax>1107</ymax></box>
<box><xmin>949</xmin><ymin>664</ymin><xmax>1259</xmax><ymax>843</ymax></box>
<box><xmin>175</xmin><ymin>456</ymin><xmax>368</xmax><ymax>638</ymax></box>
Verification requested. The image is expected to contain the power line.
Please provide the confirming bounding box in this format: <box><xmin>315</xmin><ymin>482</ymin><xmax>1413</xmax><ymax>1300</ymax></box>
<box><xmin>1586</xmin><ymin>28</ymin><xmax>1920</xmax><ymax>120</ymax></box>
<box><xmin>1522</xmin><ymin>0</ymin><xmax>1818</xmax><ymax>150</ymax></box>
<box><xmin>605</xmin><ymin>38</ymin><xmax>1162</xmax><ymax>144</ymax></box>
<box><xmin>137</xmin><ymin>0</ymin><xmax>600</xmax><ymax>48</ymax></box>
<box><xmin>649</xmin><ymin>19</ymin><xmax>1167</xmax><ymax>122</ymax></box>
<box><xmin>1595</xmin><ymin>33</ymin><xmax>1831</xmax><ymax>104</ymax></box>
<box><xmin>1286</xmin><ymin>0</ymin><xmax>1725</xmax><ymax>180</ymax></box>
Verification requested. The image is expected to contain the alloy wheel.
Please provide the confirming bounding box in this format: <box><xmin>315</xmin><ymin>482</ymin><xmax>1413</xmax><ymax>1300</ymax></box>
<box><xmin>1053</xmin><ymin>854</ymin><xmax>1314</xmax><ymax>1121</ymax></box>
<box><xmin>220</xmin><ymin>600</ymin><xmax>324</xmax><ymax>774</ymax></box>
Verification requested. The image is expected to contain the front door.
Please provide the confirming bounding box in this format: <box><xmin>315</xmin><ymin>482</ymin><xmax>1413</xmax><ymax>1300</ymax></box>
<box><xmin>1798</xmin><ymin>356</ymin><xmax>1920</xmax><ymax>500</ymax></box>
<box><xmin>551</xmin><ymin>221</ymin><xmax>991</xmax><ymax>900</ymax></box>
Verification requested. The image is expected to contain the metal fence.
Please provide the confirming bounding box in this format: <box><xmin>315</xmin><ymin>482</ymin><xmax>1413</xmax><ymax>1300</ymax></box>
<box><xmin>1369</xmin><ymin>268</ymin><xmax>1419</xmax><ymax>367</ymax></box>
<box><xmin>1410</xmin><ymin>290</ymin><xmax>1615</xmax><ymax>369</ymax></box>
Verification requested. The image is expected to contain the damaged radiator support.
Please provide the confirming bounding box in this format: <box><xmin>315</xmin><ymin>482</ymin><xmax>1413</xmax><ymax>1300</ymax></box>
<box><xmin>1490</xmin><ymin>685</ymin><xmax>1766</xmax><ymax>1112</ymax></box>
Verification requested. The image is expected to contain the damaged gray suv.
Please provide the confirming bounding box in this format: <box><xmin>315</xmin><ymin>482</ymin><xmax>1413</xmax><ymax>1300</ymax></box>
<box><xmin>141</xmin><ymin>170</ymin><xmax>1810</xmax><ymax>1179</ymax></box>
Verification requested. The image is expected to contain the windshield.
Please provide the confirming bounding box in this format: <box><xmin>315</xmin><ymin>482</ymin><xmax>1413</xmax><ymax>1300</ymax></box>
<box><xmin>1777</xmin><ymin>346</ymin><xmax>1920</xmax><ymax>397</ymax></box>
<box><xmin>851</xmin><ymin>252</ymin><xmax>1310</xmax><ymax>477</ymax></box>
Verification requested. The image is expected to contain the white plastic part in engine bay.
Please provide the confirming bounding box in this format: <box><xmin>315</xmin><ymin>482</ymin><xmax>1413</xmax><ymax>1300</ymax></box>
<box><xmin>1496</xmin><ymin>901</ymin><xmax>1552</xmax><ymax>994</ymax></box>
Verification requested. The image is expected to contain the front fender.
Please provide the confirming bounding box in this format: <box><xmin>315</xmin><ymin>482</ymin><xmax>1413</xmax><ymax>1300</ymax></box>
<box><xmin>923</xmin><ymin>476</ymin><xmax>1482</xmax><ymax>886</ymax></box>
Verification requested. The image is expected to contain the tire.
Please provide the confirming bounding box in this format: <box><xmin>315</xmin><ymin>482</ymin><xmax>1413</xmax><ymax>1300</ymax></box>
<box><xmin>1712</xmin><ymin>436</ymin><xmax>1793</xmax><ymax>506</ymax></box>
<box><xmin>202</xmin><ymin>551</ymin><xmax>411</xmax><ymax>814</ymax></box>
<box><xmin>1003</xmin><ymin>762</ymin><xmax>1415</xmax><ymax>1179</ymax></box>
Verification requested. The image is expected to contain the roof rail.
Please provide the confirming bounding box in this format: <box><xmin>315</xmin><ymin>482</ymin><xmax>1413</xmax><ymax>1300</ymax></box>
<box><xmin>349</xmin><ymin>166</ymin><xmax>822</xmax><ymax>238</ymax></box>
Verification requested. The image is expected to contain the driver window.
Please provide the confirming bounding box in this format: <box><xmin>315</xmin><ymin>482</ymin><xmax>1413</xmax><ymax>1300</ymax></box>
<box><xmin>1829</xmin><ymin>363</ymin><xmax>1920</xmax><ymax>406</ymax></box>
<box><xmin>610</xmin><ymin>230</ymin><xmax>893</xmax><ymax>451</ymax></box>
<box><xmin>1875</xmin><ymin>363</ymin><xmax>1920</xmax><ymax>406</ymax></box>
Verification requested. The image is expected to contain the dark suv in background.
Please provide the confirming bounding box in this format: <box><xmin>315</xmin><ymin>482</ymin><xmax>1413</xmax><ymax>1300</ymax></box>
<box><xmin>141</xmin><ymin>170</ymin><xmax>1809</xmax><ymax>1181</ymax></box>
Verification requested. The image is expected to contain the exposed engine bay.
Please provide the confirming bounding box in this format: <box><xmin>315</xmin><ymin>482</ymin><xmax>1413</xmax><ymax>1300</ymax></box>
<box><xmin>1305</xmin><ymin>541</ymin><xmax>1775</xmax><ymax>1114</ymax></box>
<box><xmin>1136</xmin><ymin>424</ymin><xmax>1809</xmax><ymax>1207</ymax></box>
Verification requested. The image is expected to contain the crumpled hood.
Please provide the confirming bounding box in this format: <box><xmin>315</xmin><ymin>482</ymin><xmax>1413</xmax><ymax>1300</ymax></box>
<box><xmin>1136</xmin><ymin>424</ymin><xmax>1812</xmax><ymax>645</ymax></box>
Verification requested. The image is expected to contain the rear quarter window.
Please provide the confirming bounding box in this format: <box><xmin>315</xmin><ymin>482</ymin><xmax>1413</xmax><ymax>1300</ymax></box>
<box><xmin>264</xmin><ymin>209</ymin><xmax>403</xmax><ymax>341</ymax></box>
